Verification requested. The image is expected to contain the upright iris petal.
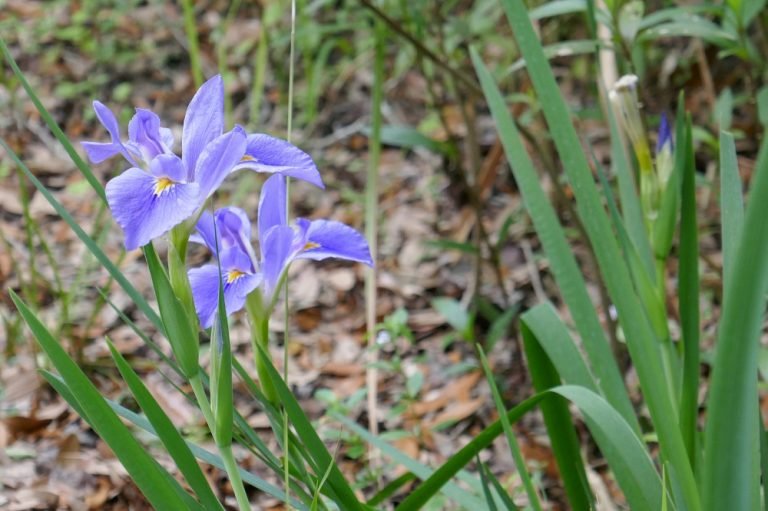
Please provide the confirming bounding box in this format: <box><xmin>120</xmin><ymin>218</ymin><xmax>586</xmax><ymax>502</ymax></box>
<box><xmin>256</xmin><ymin>174</ymin><xmax>373</xmax><ymax>299</ymax></box>
<box><xmin>81</xmin><ymin>101</ymin><xmax>137</xmax><ymax>166</ymax></box>
<box><xmin>190</xmin><ymin>207</ymin><xmax>258</xmax><ymax>271</ymax></box>
<box><xmin>126</xmin><ymin>109</ymin><xmax>174</xmax><ymax>164</ymax></box>
<box><xmin>106</xmin><ymin>154</ymin><xmax>200</xmax><ymax>250</ymax></box>
<box><xmin>189</xmin><ymin>247</ymin><xmax>262</xmax><ymax>329</ymax></box>
<box><xmin>182</xmin><ymin>75</ymin><xmax>225</xmax><ymax>176</ymax></box>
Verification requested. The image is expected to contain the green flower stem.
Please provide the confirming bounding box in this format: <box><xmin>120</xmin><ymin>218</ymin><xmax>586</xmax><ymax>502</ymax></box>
<box><xmin>189</xmin><ymin>374</ymin><xmax>216</xmax><ymax>435</ymax></box>
<box><xmin>190</xmin><ymin>374</ymin><xmax>251</xmax><ymax>511</ymax></box>
<box><xmin>246</xmin><ymin>293</ymin><xmax>279</xmax><ymax>404</ymax></box>
<box><xmin>220</xmin><ymin>443</ymin><xmax>251</xmax><ymax>511</ymax></box>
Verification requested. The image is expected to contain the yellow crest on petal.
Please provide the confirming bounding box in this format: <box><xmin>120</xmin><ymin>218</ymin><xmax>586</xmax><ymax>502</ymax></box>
<box><xmin>154</xmin><ymin>177</ymin><xmax>176</xmax><ymax>196</ymax></box>
<box><xmin>303</xmin><ymin>241</ymin><xmax>321</xmax><ymax>251</ymax></box>
<box><xmin>226</xmin><ymin>269</ymin><xmax>246</xmax><ymax>284</ymax></box>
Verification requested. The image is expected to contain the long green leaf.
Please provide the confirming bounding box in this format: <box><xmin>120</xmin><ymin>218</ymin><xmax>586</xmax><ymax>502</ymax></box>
<box><xmin>496</xmin><ymin>2</ymin><xmax>698</xmax><ymax>506</ymax></box>
<box><xmin>144</xmin><ymin>243</ymin><xmax>199</xmax><ymax>378</ymax></box>
<box><xmin>678</xmin><ymin>116</ymin><xmax>700</xmax><ymax>468</ymax></box>
<box><xmin>718</xmin><ymin>130</ymin><xmax>743</xmax><ymax>294</ymax></box>
<box><xmin>41</xmin><ymin>371</ymin><xmax>205</xmax><ymax>511</ymax></box>
<box><xmin>521</xmin><ymin>309</ymin><xmax>594</xmax><ymax>510</ymax></box>
<box><xmin>253</xmin><ymin>341</ymin><xmax>366</xmax><ymax>510</ymax></box>
<box><xmin>396</xmin><ymin>385</ymin><xmax>662</xmax><ymax>510</ymax></box>
<box><xmin>107</xmin><ymin>341</ymin><xmax>224</xmax><ymax>511</ymax></box>
<box><xmin>477</xmin><ymin>345</ymin><xmax>542</xmax><ymax>511</ymax></box>
<box><xmin>703</xmin><ymin>131</ymin><xmax>768</xmax><ymax>510</ymax></box>
<box><xmin>470</xmin><ymin>47</ymin><xmax>639</xmax><ymax>435</ymax></box>
<box><xmin>333</xmin><ymin>413</ymin><xmax>485</xmax><ymax>508</ymax></box>
<box><xmin>11</xmin><ymin>291</ymin><xmax>192</xmax><ymax>510</ymax></box>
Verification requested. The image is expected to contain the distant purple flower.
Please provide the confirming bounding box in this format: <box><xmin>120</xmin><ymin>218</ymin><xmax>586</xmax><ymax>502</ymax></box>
<box><xmin>188</xmin><ymin>175</ymin><xmax>372</xmax><ymax>327</ymax></box>
<box><xmin>656</xmin><ymin>113</ymin><xmax>673</xmax><ymax>154</ymax></box>
<box><xmin>656</xmin><ymin>113</ymin><xmax>674</xmax><ymax>185</ymax></box>
<box><xmin>83</xmin><ymin>75</ymin><xmax>247</xmax><ymax>250</ymax></box>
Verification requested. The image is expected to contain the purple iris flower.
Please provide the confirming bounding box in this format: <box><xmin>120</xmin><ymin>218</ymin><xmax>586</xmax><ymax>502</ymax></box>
<box><xmin>82</xmin><ymin>75</ymin><xmax>248</xmax><ymax>250</ymax></box>
<box><xmin>188</xmin><ymin>175</ymin><xmax>372</xmax><ymax>327</ymax></box>
<box><xmin>656</xmin><ymin>112</ymin><xmax>673</xmax><ymax>154</ymax></box>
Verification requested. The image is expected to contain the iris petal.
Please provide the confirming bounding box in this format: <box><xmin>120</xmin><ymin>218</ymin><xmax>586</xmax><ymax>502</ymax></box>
<box><xmin>295</xmin><ymin>218</ymin><xmax>373</xmax><ymax>266</ymax></box>
<box><xmin>82</xmin><ymin>101</ymin><xmax>136</xmax><ymax>165</ymax></box>
<box><xmin>189</xmin><ymin>257</ymin><xmax>261</xmax><ymax>329</ymax></box>
<box><xmin>182</xmin><ymin>75</ymin><xmax>224</xmax><ymax>176</ymax></box>
<box><xmin>232</xmin><ymin>134</ymin><xmax>324</xmax><ymax>189</ymax></box>
<box><xmin>258</xmin><ymin>174</ymin><xmax>287</xmax><ymax>246</ymax></box>
<box><xmin>106</xmin><ymin>168</ymin><xmax>200</xmax><ymax>250</ymax></box>
<box><xmin>260</xmin><ymin>225</ymin><xmax>296</xmax><ymax>298</ymax></box>
<box><xmin>128</xmin><ymin>109</ymin><xmax>170</xmax><ymax>162</ymax></box>
<box><xmin>194</xmin><ymin>126</ymin><xmax>247</xmax><ymax>198</ymax></box>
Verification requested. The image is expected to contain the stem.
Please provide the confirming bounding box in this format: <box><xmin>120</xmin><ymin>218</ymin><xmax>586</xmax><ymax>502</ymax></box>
<box><xmin>365</xmin><ymin>15</ymin><xmax>385</xmax><ymax>475</ymax></box>
<box><xmin>220</xmin><ymin>444</ymin><xmax>251</xmax><ymax>511</ymax></box>
<box><xmin>180</xmin><ymin>0</ymin><xmax>203</xmax><ymax>87</ymax></box>
<box><xmin>189</xmin><ymin>375</ymin><xmax>215</xmax><ymax>430</ymax></box>
<box><xmin>191</xmin><ymin>375</ymin><xmax>250</xmax><ymax>510</ymax></box>
<box><xmin>284</xmin><ymin>1</ymin><xmax>297</xmax><ymax>507</ymax></box>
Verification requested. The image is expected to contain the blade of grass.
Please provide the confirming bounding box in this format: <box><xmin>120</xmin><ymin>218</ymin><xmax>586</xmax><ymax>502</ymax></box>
<box><xmin>367</xmin><ymin>473</ymin><xmax>417</xmax><ymax>507</ymax></box>
<box><xmin>477</xmin><ymin>455</ymin><xmax>499</xmax><ymax>511</ymax></box>
<box><xmin>180</xmin><ymin>0</ymin><xmax>203</xmax><ymax>87</ymax></box>
<box><xmin>496</xmin><ymin>2</ymin><xmax>698</xmax><ymax>505</ymax></box>
<box><xmin>11</xmin><ymin>291</ymin><xmax>193</xmax><ymax>510</ymax></box>
<box><xmin>477</xmin><ymin>345</ymin><xmax>543</xmax><ymax>511</ymax></box>
<box><xmin>0</xmin><ymin>37</ymin><xmax>106</xmax><ymax>202</ymax></box>
<box><xmin>483</xmin><ymin>462</ymin><xmax>519</xmax><ymax>511</ymax></box>
<box><xmin>44</xmin><ymin>372</ymin><xmax>308</xmax><ymax>510</ymax></box>
<box><xmin>107</xmin><ymin>340</ymin><xmax>224</xmax><ymax>511</ymax></box>
<box><xmin>253</xmin><ymin>341</ymin><xmax>366</xmax><ymax>510</ymax></box>
<box><xmin>470</xmin><ymin>47</ymin><xmax>639</xmax><ymax>435</ymax></box>
<box><xmin>702</xmin><ymin>130</ymin><xmax>768</xmax><ymax>510</ymax></box>
<box><xmin>332</xmin><ymin>413</ymin><xmax>486</xmax><ymax>508</ymax></box>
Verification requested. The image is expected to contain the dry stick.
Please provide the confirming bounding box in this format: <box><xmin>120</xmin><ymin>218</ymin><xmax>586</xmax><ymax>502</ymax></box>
<box><xmin>357</xmin><ymin>0</ymin><xmax>482</xmax><ymax>98</ymax></box>
<box><xmin>366</xmin><ymin>16</ymin><xmax>385</xmax><ymax>476</ymax></box>
<box><xmin>283</xmin><ymin>0</ymin><xmax>297</xmax><ymax>508</ymax></box>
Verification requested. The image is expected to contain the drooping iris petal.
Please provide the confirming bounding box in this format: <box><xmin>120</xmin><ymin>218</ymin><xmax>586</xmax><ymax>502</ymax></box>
<box><xmin>127</xmin><ymin>108</ymin><xmax>172</xmax><ymax>163</ymax></box>
<box><xmin>189</xmin><ymin>248</ymin><xmax>261</xmax><ymax>328</ymax></box>
<box><xmin>295</xmin><ymin>218</ymin><xmax>373</xmax><ymax>266</ymax></box>
<box><xmin>258</xmin><ymin>174</ymin><xmax>287</xmax><ymax>244</ymax></box>
<box><xmin>106</xmin><ymin>157</ymin><xmax>200</xmax><ymax>250</ymax></box>
<box><xmin>82</xmin><ymin>101</ymin><xmax>136</xmax><ymax>165</ymax></box>
<box><xmin>194</xmin><ymin>126</ymin><xmax>247</xmax><ymax>198</ymax></box>
<box><xmin>260</xmin><ymin>225</ymin><xmax>296</xmax><ymax>298</ymax></box>
<box><xmin>190</xmin><ymin>207</ymin><xmax>257</xmax><ymax>271</ymax></box>
<box><xmin>182</xmin><ymin>75</ymin><xmax>224</xmax><ymax>176</ymax></box>
<box><xmin>232</xmin><ymin>134</ymin><xmax>324</xmax><ymax>189</ymax></box>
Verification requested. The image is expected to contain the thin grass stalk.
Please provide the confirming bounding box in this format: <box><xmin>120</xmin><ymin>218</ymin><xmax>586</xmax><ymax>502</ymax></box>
<box><xmin>477</xmin><ymin>346</ymin><xmax>543</xmax><ymax>511</ymax></box>
<box><xmin>283</xmin><ymin>0</ymin><xmax>298</xmax><ymax>507</ymax></box>
<box><xmin>365</xmin><ymin>16</ymin><xmax>385</xmax><ymax>471</ymax></box>
<box><xmin>180</xmin><ymin>0</ymin><xmax>203</xmax><ymax>87</ymax></box>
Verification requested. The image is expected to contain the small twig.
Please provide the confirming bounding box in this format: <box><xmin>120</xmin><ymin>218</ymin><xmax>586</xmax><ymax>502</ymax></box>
<box><xmin>357</xmin><ymin>0</ymin><xmax>482</xmax><ymax>98</ymax></box>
